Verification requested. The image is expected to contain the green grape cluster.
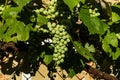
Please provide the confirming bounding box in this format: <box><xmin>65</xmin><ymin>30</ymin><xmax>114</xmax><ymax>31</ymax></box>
<box><xmin>89</xmin><ymin>8</ymin><xmax>100</xmax><ymax>17</ymax></box>
<box><xmin>35</xmin><ymin>0</ymin><xmax>59</xmax><ymax>19</ymax></box>
<box><xmin>47</xmin><ymin>22</ymin><xmax>70</xmax><ymax>65</ymax></box>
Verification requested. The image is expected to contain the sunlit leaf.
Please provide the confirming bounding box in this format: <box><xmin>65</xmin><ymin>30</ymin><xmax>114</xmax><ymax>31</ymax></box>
<box><xmin>43</xmin><ymin>55</ymin><xmax>53</xmax><ymax>65</ymax></box>
<box><xmin>112</xmin><ymin>12</ymin><xmax>120</xmax><ymax>22</ymax></box>
<box><xmin>13</xmin><ymin>0</ymin><xmax>30</xmax><ymax>7</ymax></box>
<box><xmin>85</xmin><ymin>42</ymin><xmax>95</xmax><ymax>52</ymax></box>
<box><xmin>79</xmin><ymin>5</ymin><xmax>109</xmax><ymax>35</ymax></box>
<box><xmin>37</xmin><ymin>14</ymin><xmax>48</xmax><ymax>26</ymax></box>
<box><xmin>73</xmin><ymin>41</ymin><xmax>95</xmax><ymax>61</ymax></box>
<box><xmin>63</xmin><ymin>0</ymin><xmax>81</xmax><ymax>11</ymax></box>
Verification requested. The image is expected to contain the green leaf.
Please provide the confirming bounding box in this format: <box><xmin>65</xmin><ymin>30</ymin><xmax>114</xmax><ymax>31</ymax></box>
<box><xmin>113</xmin><ymin>48</ymin><xmax>120</xmax><ymax>60</ymax></box>
<box><xmin>112</xmin><ymin>12</ymin><xmax>120</xmax><ymax>23</ymax></box>
<box><xmin>85</xmin><ymin>42</ymin><xmax>95</xmax><ymax>52</ymax></box>
<box><xmin>43</xmin><ymin>55</ymin><xmax>53</xmax><ymax>65</ymax></box>
<box><xmin>68</xmin><ymin>68</ymin><xmax>76</xmax><ymax>78</ymax></box>
<box><xmin>102</xmin><ymin>42</ymin><xmax>112</xmax><ymax>53</ymax></box>
<box><xmin>2</xmin><ymin>7</ymin><xmax>21</xmax><ymax>19</ymax></box>
<box><xmin>73</xmin><ymin>41</ymin><xmax>95</xmax><ymax>61</ymax></box>
<box><xmin>2</xmin><ymin>18</ymin><xmax>31</xmax><ymax>42</ymax></box>
<box><xmin>103</xmin><ymin>32</ymin><xmax>118</xmax><ymax>47</ymax></box>
<box><xmin>63</xmin><ymin>0</ymin><xmax>81</xmax><ymax>11</ymax></box>
<box><xmin>37</xmin><ymin>14</ymin><xmax>48</xmax><ymax>26</ymax></box>
<box><xmin>13</xmin><ymin>0</ymin><xmax>30</xmax><ymax>7</ymax></box>
<box><xmin>79</xmin><ymin>5</ymin><xmax>109</xmax><ymax>35</ymax></box>
<box><xmin>80</xmin><ymin>0</ymin><xmax>85</xmax><ymax>4</ymax></box>
<box><xmin>116</xmin><ymin>33</ymin><xmax>120</xmax><ymax>40</ymax></box>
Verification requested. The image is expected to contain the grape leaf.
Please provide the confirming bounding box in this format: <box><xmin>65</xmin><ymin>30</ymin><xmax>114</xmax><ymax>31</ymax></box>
<box><xmin>63</xmin><ymin>0</ymin><xmax>81</xmax><ymax>11</ymax></box>
<box><xmin>112</xmin><ymin>12</ymin><xmax>120</xmax><ymax>23</ymax></box>
<box><xmin>103</xmin><ymin>32</ymin><xmax>118</xmax><ymax>47</ymax></box>
<box><xmin>13</xmin><ymin>0</ymin><xmax>30</xmax><ymax>7</ymax></box>
<box><xmin>43</xmin><ymin>55</ymin><xmax>53</xmax><ymax>65</ymax></box>
<box><xmin>102</xmin><ymin>42</ymin><xmax>112</xmax><ymax>53</ymax></box>
<box><xmin>37</xmin><ymin>14</ymin><xmax>48</xmax><ymax>26</ymax></box>
<box><xmin>79</xmin><ymin>5</ymin><xmax>109</xmax><ymax>35</ymax></box>
<box><xmin>73</xmin><ymin>41</ymin><xmax>95</xmax><ymax>61</ymax></box>
<box><xmin>113</xmin><ymin>48</ymin><xmax>120</xmax><ymax>60</ymax></box>
<box><xmin>68</xmin><ymin>68</ymin><xmax>76</xmax><ymax>78</ymax></box>
<box><xmin>85</xmin><ymin>42</ymin><xmax>95</xmax><ymax>52</ymax></box>
<box><xmin>2</xmin><ymin>7</ymin><xmax>21</xmax><ymax>19</ymax></box>
<box><xmin>3</xmin><ymin>18</ymin><xmax>31</xmax><ymax>42</ymax></box>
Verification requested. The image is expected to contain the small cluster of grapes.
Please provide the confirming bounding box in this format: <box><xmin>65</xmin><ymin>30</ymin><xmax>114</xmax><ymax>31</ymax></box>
<box><xmin>47</xmin><ymin>22</ymin><xmax>70</xmax><ymax>65</ymax></box>
<box><xmin>89</xmin><ymin>8</ymin><xmax>100</xmax><ymax>17</ymax></box>
<box><xmin>34</xmin><ymin>25</ymin><xmax>49</xmax><ymax>33</ymax></box>
<box><xmin>35</xmin><ymin>0</ymin><xmax>59</xmax><ymax>19</ymax></box>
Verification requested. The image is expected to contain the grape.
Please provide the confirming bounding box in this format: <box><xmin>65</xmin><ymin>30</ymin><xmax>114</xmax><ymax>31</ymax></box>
<box><xmin>89</xmin><ymin>7</ymin><xmax>100</xmax><ymax>17</ymax></box>
<box><xmin>58</xmin><ymin>56</ymin><xmax>62</xmax><ymax>59</ymax></box>
<box><xmin>35</xmin><ymin>0</ymin><xmax>70</xmax><ymax>66</ymax></box>
<box><xmin>53</xmin><ymin>57</ymin><xmax>58</xmax><ymax>61</ymax></box>
<box><xmin>61</xmin><ymin>54</ymin><xmax>65</xmax><ymax>58</ymax></box>
<box><xmin>53</xmin><ymin>53</ymin><xmax>58</xmax><ymax>57</ymax></box>
<box><xmin>60</xmin><ymin>59</ymin><xmax>64</xmax><ymax>63</ymax></box>
<box><xmin>39</xmin><ymin>8</ymin><xmax>44</xmax><ymax>12</ymax></box>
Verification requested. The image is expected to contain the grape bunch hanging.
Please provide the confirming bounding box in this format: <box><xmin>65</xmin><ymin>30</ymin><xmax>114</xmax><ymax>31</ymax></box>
<box><xmin>35</xmin><ymin>0</ymin><xmax>70</xmax><ymax>65</ymax></box>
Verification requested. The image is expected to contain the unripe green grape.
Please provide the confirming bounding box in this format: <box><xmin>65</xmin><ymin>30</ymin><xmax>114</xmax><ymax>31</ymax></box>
<box><xmin>54</xmin><ymin>11</ymin><xmax>59</xmax><ymax>16</ymax></box>
<box><xmin>59</xmin><ymin>27</ymin><xmax>64</xmax><ymax>32</ymax></box>
<box><xmin>51</xmin><ymin>14</ymin><xmax>56</xmax><ymax>18</ymax></box>
<box><xmin>64</xmin><ymin>41</ymin><xmax>67</xmax><ymax>45</ymax></box>
<box><xmin>46</xmin><ymin>15</ymin><xmax>51</xmax><ymax>18</ymax></box>
<box><xmin>60</xmin><ymin>59</ymin><xmax>64</xmax><ymax>63</ymax></box>
<box><xmin>52</xmin><ymin>22</ymin><xmax>56</xmax><ymax>27</ymax></box>
<box><xmin>50</xmin><ymin>0</ymin><xmax>55</xmax><ymax>6</ymax></box>
<box><xmin>66</xmin><ymin>38</ymin><xmax>70</xmax><ymax>42</ymax></box>
<box><xmin>64</xmin><ymin>47</ymin><xmax>68</xmax><ymax>52</ymax></box>
<box><xmin>60</xmin><ymin>39</ymin><xmax>64</xmax><ymax>43</ymax></box>
<box><xmin>58</xmin><ymin>56</ymin><xmax>62</xmax><ymax>60</ymax></box>
<box><xmin>63</xmin><ymin>35</ymin><xmax>67</xmax><ymax>39</ymax></box>
<box><xmin>56</xmin><ymin>61</ymin><xmax>60</xmax><ymax>65</ymax></box>
<box><xmin>50</xmin><ymin>7</ymin><xmax>56</xmax><ymax>13</ymax></box>
<box><xmin>89</xmin><ymin>9</ymin><xmax>92</xmax><ymax>13</ymax></box>
<box><xmin>68</xmin><ymin>15</ymin><xmax>71</xmax><ymax>19</ymax></box>
<box><xmin>54</xmin><ymin>49</ymin><xmax>58</xmax><ymax>53</ymax></box>
<box><xmin>39</xmin><ymin>8</ymin><xmax>44</xmax><ymax>12</ymax></box>
<box><xmin>58</xmin><ymin>49</ymin><xmax>62</xmax><ymax>53</ymax></box>
<box><xmin>53</xmin><ymin>53</ymin><xmax>58</xmax><ymax>57</ymax></box>
<box><xmin>94</xmin><ymin>8</ymin><xmax>98</xmax><ymax>11</ymax></box>
<box><xmin>54</xmin><ymin>34</ymin><xmax>59</xmax><ymax>38</ymax></box>
<box><xmin>61</xmin><ymin>50</ymin><xmax>65</xmax><ymax>54</ymax></box>
<box><xmin>52</xmin><ymin>39</ymin><xmax>57</xmax><ymax>43</ymax></box>
<box><xmin>55</xmin><ymin>30</ymin><xmax>60</xmax><ymax>34</ymax></box>
<box><xmin>59</xmin><ymin>42</ymin><xmax>63</xmax><ymax>46</ymax></box>
<box><xmin>61</xmin><ymin>54</ymin><xmax>65</xmax><ymax>58</ymax></box>
<box><xmin>43</xmin><ymin>10</ymin><xmax>48</xmax><ymax>15</ymax></box>
<box><xmin>60</xmin><ymin>14</ymin><xmax>63</xmax><ymax>17</ymax></box>
<box><xmin>62</xmin><ymin>32</ymin><xmax>67</xmax><ymax>36</ymax></box>
<box><xmin>47</xmin><ymin>22</ymin><xmax>52</xmax><ymax>27</ymax></box>
<box><xmin>57</xmin><ymin>52</ymin><xmax>61</xmax><ymax>56</ymax></box>
<box><xmin>96</xmin><ymin>13</ymin><xmax>100</xmax><ymax>16</ymax></box>
<box><xmin>53</xmin><ymin>57</ymin><xmax>58</xmax><ymax>61</ymax></box>
<box><xmin>51</xmin><ymin>29</ymin><xmax>56</xmax><ymax>34</ymax></box>
<box><xmin>59</xmin><ymin>33</ymin><xmax>63</xmax><ymax>36</ymax></box>
<box><xmin>60</xmin><ymin>45</ymin><xmax>65</xmax><ymax>50</ymax></box>
<box><xmin>56</xmin><ymin>45</ymin><xmax>60</xmax><ymax>49</ymax></box>
<box><xmin>53</xmin><ymin>0</ymin><xmax>57</xmax><ymax>2</ymax></box>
